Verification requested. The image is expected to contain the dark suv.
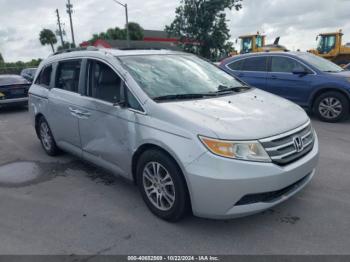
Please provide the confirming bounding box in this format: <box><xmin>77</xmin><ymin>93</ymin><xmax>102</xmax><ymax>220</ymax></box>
<box><xmin>220</xmin><ymin>52</ymin><xmax>350</xmax><ymax>122</ymax></box>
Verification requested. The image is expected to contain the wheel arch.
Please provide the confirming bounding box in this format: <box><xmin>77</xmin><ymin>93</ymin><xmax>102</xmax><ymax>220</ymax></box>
<box><xmin>131</xmin><ymin>143</ymin><xmax>186</xmax><ymax>185</ymax></box>
<box><xmin>34</xmin><ymin>113</ymin><xmax>45</xmax><ymax>138</ymax></box>
<box><xmin>310</xmin><ymin>87</ymin><xmax>350</xmax><ymax>110</ymax></box>
<box><xmin>131</xmin><ymin>142</ymin><xmax>193</xmax><ymax>213</ymax></box>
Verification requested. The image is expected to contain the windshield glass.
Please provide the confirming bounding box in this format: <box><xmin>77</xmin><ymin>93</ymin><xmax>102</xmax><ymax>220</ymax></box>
<box><xmin>317</xmin><ymin>35</ymin><xmax>336</xmax><ymax>54</ymax></box>
<box><xmin>241</xmin><ymin>38</ymin><xmax>253</xmax><ymax>53</ymax></box>
<box><xmin>256</xmin><ymin>36</ymin><xmax>263</xmax><ymax>48</ymax></box>
<box><xmin>119</xmin><ymin>54</ymin><xmax>246</xmax><ymax>99</ymax></box>
<box><xmin>298</xmin><ymin>53</ymin><xmax>344</xmax><ymax>72</ymax></box>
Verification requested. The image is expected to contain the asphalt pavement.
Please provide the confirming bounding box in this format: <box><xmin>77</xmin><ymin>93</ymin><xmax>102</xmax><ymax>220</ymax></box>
<box><xmin>0</xmin><ymin>106</ymin><xmax>349</xmax><ymax>255</ymax></box>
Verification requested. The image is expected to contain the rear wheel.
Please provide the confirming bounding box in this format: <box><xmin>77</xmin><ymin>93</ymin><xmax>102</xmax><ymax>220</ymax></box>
<box><xmin>38</xmin><ymin>117</ymin><xmax>59</xmax><ymax>156</ymax></box>
<box><xmin>136</xmin><ymin>149</ymin><xmax>190</xmax><ymax>222</ymax></box>
<box><xmin>313</xmin><ymin>91</ymin><xmax>349</xmax><ymax>122</ymax></box>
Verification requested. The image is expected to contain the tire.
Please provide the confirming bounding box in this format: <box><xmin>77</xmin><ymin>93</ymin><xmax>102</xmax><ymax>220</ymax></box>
<box><xmin>313</xmin><ymin>91</ymin><xmax>349</xmax><ymax>123</ymax></box>
<box><xmin>136</xmin><ymin>149</ymin><xmax>190</xmax><ymax>222</ymax></box>
<box><xmin>38</xmin><ymin>117</ymin><xmax>59</xmax><ymax>156</ymax></box>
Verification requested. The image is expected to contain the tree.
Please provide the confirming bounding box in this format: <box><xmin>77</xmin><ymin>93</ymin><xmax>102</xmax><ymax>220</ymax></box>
<box><xmin>0</xmin><ymin>52</ymin><xmax>4</xmax><ymax>65</ymax></box>
<box><xmin>39</xmin><ymin>29</ymin><xmax>57</xmax><ymax>53</ymax></box>
<box><xmin>87</xmin><ymin>22</ymin><xmax>144</xmax><ymax>44</ymax></box>
<box><xmin>128</xmin><ymin>22</ymin><xmax>144</xmax><ymax>40</ymax></box>
<box><xmin>57</xmin><ymin>42</ymin><xmax>76</xmax><ymax>51</ymax></box>
<box><xmin>165</xmin><ymin>0</ymin><xmax>242</xmax><ymax>60</ymax></box>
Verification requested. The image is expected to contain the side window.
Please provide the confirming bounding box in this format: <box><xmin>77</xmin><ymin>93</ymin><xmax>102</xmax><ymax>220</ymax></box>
<box><xmin>126</xmin><ymin>88</ymin><xmax>143</xmax><ymax>112</ymax></box>
<box><xmin>35</xmin><ymin>65</ymin><xmax>52</xmax><ymax>87</ymax></box>
<box><xmin>55</xmin><ymin>60</ymin><xmax>81</xmax><ymax>93</ymax></box>
<box><xmin>88</xmin><ymin>60</ymin><xmax>121</xmax><ymax>103</ymax></box>
<box><xmin>241</xmin><ymin>57</ymin><xmax>268</xmax><ymax>72</ymax></box>
<box><xmin>271</xmin><ymin>57</ymin><xmax>307</xmax><ymax>73</ymax></box>
<box><xmin>227</xmin><ymin>60</ymin><xmax>244</xmax><ymax>71</ymax></box>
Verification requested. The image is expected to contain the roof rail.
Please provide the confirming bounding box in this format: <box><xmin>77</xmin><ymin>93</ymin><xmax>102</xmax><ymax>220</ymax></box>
<box><xmin>51</xmin><ymin>46</ymin><xmax>99</xmax><ymax>56</ymax></box>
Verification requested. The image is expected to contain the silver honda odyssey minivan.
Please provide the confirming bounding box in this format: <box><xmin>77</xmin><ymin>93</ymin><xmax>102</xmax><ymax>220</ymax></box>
<box><xmin>29</xmin><ymin>48</ymin><xmax>319</xmax><ymax>221</ymax></box>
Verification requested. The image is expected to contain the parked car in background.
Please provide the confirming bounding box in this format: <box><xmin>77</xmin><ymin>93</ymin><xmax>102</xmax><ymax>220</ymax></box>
<box><xmin>220</xmin><ymin>52</ymin><xmax>350</xmax><ymax>122</ymax></box>
<box><xmin>0</xmin><ymin>75</ymin><xmax>31</xmax><ymax>107</ymax></box>
<box><xmin>20</xmin><ymin>68</ymin><xmax>37</xmax><ymax>82</ymax></box>
<box><xmin>29</xmin><ymin>48</ymin><xmax>318</xmax><ymax>221</ymax></box>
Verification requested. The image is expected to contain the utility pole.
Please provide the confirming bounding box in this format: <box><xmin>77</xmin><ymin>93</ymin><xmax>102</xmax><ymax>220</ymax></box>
<box><xmin>124</xmin><ymin>4</ymin><xmax>129</xmax><ymax>47</ymax></box>
<box><xmin>56</xmin><ymin>9</ymin><xmax>64</xmax><ymax>46</ymax></box>
<box><xmin>112</xmin><ymin>0</ymin><xmax>130</xmax><ymax>48</ymax></box>
<box><xmin>66</xmin><ymin>0</ymin><xmax>76</xmax><ymax>46</ymax></box>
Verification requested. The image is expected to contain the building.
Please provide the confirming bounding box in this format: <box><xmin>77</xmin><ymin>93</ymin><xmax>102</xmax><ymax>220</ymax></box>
<box><xmin>80</xmin><ymin>30</ymin><xmax>199</xmax><ymax>50</ymax></box>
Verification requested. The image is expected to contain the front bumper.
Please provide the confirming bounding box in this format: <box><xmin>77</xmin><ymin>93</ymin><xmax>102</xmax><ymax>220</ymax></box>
<box><xmin>184</xmin><ymin>134</ymin><xmax>319</xmax><ymax>219</ymax></box>
<box><xmin>0</xmin><ymin>97</ymin><xmax>28</xmax><ymax>105</ymax></box>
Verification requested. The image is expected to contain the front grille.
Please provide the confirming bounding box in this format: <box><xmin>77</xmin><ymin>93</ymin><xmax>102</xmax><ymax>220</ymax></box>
<box><xmin>260</xmin><ymin>121</ymin><xmax>315</xmax><ymax>166</ymax></box>
<box><xmin>235</xmin><ymin>174</ymin><xmax>310</xmax><ymax>206</ymax></box>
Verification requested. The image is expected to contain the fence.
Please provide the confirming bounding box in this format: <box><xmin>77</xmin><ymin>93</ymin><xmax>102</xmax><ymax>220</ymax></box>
<box><xmin>0</xmin><ymin>66</ymin><xmax>28</xmax><ymax>75</ymax></box>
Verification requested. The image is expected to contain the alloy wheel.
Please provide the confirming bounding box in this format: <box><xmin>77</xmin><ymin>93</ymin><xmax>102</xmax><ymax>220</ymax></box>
<box><xmin>318</xmin><ymin>97</ymin><xmax>343</xmax><ymax>119</ymax></box>
<box><xmin>40</xmin><ymin>121</ymin><xmax>52</xmax><ymax>151</ymax></box>
<box><xmin>142</xmin><ymin>162</ymin><xmax>176</xmax><ymax>211</ymax></box>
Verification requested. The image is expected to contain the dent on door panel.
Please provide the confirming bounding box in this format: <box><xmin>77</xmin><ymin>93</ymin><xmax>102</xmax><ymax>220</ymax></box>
<box><xmin>79</xmin><ymin>100</ymin><xmax>138</xmax><ymax>179</ymax></box>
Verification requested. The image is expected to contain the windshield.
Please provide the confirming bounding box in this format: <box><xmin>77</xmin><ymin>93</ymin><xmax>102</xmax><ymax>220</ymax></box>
<box><xmin>256</xmin><ymin>36</ymin><xmax>263</xmax><ymax>48</ymax></box>
<box><xmin>317</xmin><ymin>35</ymin><xmax>336</xmax><ymax>54</ymax></box>
<box><xmin>119</xmin><ymin>54</ymin><xmax>246</xmax><ymax>100</ymax></box>
<box><xmin>241</xmin><ymin>38</ymin><xmax>253</xmax><ymax>53</ymax></box>
<box><xmin>298</xmin><ymin>53</ymin><xmax>344</xmax><ymax>72</ymax></box>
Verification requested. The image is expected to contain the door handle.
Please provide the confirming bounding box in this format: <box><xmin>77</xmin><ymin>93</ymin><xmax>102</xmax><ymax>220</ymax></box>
<box><xmin>69</xmin><ymin>107</ymin><xmax>80</xmax><ymax>115</ymax></box>
<box><xmin>78</xmin><ymin>111</ymin><xmax>91</xmax><ymax>117</ymax></box>
<box><xmin>69</xmin><ymin>107</ymin><xmax>91</xmax><ymax>119</ymax></box>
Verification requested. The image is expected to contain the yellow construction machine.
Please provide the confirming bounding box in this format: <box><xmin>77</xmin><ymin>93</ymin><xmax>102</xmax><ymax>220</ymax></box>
<box><xmin>308</xmin><ymin>30</ymin><xmax>350</xmax><ymax>66</ymax></box>
<box><xmin>233</xmin><ymin>33</ymin><xmax>288</xmax><ymax>55</ymax></box>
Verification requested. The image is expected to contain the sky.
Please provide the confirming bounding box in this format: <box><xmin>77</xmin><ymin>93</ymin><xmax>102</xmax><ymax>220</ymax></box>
<box><xmin>1</xmin><ymin>0</ymin><xmax>350</xmax><ymax>62</ymax></box>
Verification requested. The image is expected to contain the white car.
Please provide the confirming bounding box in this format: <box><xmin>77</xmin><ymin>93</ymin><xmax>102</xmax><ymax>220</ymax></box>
<box><xmin>29</xmin><ymin>48</ymin><xmax>319</xmax><ymax>221</ymax></box>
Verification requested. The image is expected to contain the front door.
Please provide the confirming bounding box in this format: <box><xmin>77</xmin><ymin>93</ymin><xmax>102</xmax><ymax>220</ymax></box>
<box><xmin>78</xmin><ymin>59</ymin><xmax>135</xmax><ymax>176</ymax></box>
<box><xmin>266</xmin><ymin>56</ymin><xmax>314</xmax><ymax>105</ymax></box>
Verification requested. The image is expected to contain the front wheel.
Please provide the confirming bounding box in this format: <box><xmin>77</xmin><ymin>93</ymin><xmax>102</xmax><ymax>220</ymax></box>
<box><xmin>136</xmin><ymin>149</ymin><xmax>190</xmax><ymax>222</ymax></box>
<box><xmin>313</xmin><ymin>91</ymin><xmax>349</xmax><ymax>122</ymax></box>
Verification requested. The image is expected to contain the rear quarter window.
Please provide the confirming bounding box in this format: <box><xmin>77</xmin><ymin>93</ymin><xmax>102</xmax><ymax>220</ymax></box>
<box><xmin>227</xmin><ymin>60</ymin><xmax>244</xmax><ymax>71</ymax></box>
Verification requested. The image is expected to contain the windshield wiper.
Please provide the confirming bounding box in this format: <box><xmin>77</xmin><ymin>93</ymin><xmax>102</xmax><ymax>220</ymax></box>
<box><xmin>210</xmin><ymin>85</ymin><xmax>250</xmax><ymax>94</ymax></box>
<box><xmin>153</xmin><ymin>93</ymin><xmax>216</xmax><ymax>101</ymax></box>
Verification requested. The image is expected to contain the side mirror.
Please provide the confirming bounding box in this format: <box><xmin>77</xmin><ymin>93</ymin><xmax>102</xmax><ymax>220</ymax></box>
<box><xmin>292</xmin><ymin>67</ymin><xmax>308</xmax><ymax>76</ymax></box>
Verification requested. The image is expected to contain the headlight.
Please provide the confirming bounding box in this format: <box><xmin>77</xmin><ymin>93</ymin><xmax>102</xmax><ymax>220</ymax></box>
<box><xmin>199</xmin><ymin>136</ymin><xmax>271</xmax><ymax>162</ymax></box>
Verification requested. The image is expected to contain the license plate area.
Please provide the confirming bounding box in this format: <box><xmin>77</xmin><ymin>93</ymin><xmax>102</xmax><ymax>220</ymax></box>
<box><xmin>11</xmin><ymin>88</ymin><xmax>25</xmax><ymax>95</ymax></box>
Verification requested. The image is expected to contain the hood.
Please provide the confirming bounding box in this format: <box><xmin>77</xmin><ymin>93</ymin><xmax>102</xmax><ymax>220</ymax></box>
<box><xmin>157</xmin><ymin>89</ymin><xmax>309</xmax><ymax>140</ymax></box>
<box><xmin>326</xmin><ymin>70</ymin><xmax>350</xmax><ymax>78</ymax></box>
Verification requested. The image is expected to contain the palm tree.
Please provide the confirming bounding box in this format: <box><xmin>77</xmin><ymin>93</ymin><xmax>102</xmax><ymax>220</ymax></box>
<box><xmin>39</xmin><ymin>29</ymin><xmax>57</xmax><ymax>53</ymax></box>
